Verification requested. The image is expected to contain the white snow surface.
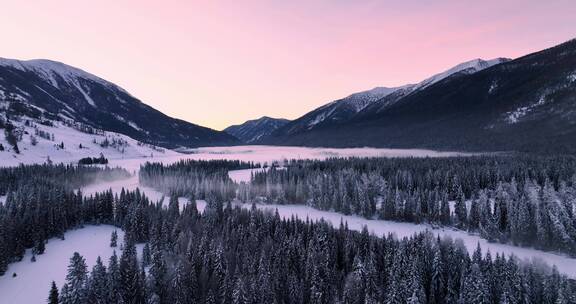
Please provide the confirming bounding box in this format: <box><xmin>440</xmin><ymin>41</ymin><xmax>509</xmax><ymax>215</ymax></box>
<box><xmin>0</xmin><ymin>225</ymin><xmax>143</xmax><ymax>304</ymax></box>
<box><xmin>488</xmin><ymin>80</ymin><xmax>498</xmax><ymax>94</ymax></box>
<box><xmin>412</xmin><ymin>58</ymin><xmax>508</xmax><ymax>91</ymax></box>
<box><xmin>339</xmin><ymin>86</ymin><xmax>404</xmax><ymax>111</ymax></box>
<box><xmin>0</xmin><ymin>119</ymin><xmax>178</xmax><ymax>166</ymax></box>
<box><xmin>81</xmin><ymin>174</ymin><xmax>166</xmax><ymax>204</ymax></box>
<box><xmin>71</xmin><ymin>79</ymin><xmax>96</xmax><ymax>107</ymax></box>
<box><xmin>505</xmin><ymin>94</ymin><xmax>548</xmax><ymax>124</ymax></box>
<box><xmin>228</xmin><ymin>168</ymin><xmax>267</xmax><ymax>183</ymax></box>
<box><xmin>0</xmin><ymin>58</ymin><xmax>118</xmax><ymax>90</ymax></box>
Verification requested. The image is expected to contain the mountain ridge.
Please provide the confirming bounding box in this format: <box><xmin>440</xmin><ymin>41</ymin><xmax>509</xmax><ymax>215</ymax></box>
<box><xmin>224</xmin><ymin>116</ymin><xmax>289</xmax><ymax>144</ymax></box>
<box><xmin>0</xmin><ymin>57</ymin><xmax>239</xmax><ymax>149</ymax></box>
<box><xmin>265</xmin><ymin>57</ymin><xmax>510</xmax><ymax>140</ymax></box>
<box><xmin>261</xmin><ymin>39</ymin><xmax>576</xmax><ymax>152</ymax></box>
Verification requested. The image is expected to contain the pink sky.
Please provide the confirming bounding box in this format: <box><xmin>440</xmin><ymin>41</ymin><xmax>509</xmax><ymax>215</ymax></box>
<box><xmin>1</xmin><ymin>1</ymin><xmax>575</xmax><ymax>130</ymax></box>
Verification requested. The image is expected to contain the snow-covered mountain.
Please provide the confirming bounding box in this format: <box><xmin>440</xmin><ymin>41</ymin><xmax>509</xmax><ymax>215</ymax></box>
<box><xmin>411</xmin><ymin>58</ymin><xmax>510</xmax><ymax>91</ymax></box>
<box><xmin>0</xmin><ymin>58</ymin><xmax>238</xmax><ymax>151</ymax></box>
<box><xmin>270</xmin><ymin>86</ymin><xmax>403</xmax><ymax>136</ymax></box>
<box><xmin>267</xmin><ymin>57</ymin><xmax>509</xmax><ymax>139</ymax></box>
<box><xmin>263</xmin><ymin>39</ymin><xmax>576</xmax><ymax>152</ymax></box>
<box><xmin>357</xmin><ymin>58</ymin><xmax>510</xmax><ymax>116</ymax></box>
<box><xmin>224</xmin><ymin>116</ymin><xmax>290</xmax><ymax>144</ymax></box>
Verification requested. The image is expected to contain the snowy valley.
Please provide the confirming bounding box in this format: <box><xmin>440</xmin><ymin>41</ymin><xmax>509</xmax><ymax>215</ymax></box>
<box><xmin>2</xmin><ymin>146</ymin><xmax>576</xmax><ymax>303</ymax></box>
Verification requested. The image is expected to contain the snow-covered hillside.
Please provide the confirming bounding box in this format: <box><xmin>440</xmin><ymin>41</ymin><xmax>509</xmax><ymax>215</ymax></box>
<box><xmin>0</xmin><ymin>116</ymin><xmax>179</xmax><ymax>166</ymax></box>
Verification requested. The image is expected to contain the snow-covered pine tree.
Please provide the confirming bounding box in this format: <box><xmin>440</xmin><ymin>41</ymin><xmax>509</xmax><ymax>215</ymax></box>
<box><xmin>48</xmin><ymin>281</ymin><xmax>59</xmax><ymax>304</ymax></box>
<box><xmin>86</xmin><ymin>256</ymin><xmax>108</xmax><ymax>304</ymax></box>
<box><xmin>107</xmin><ymin>251</ymin><xmax>121</xmax><ymax>303</ymax></box>
<box><xmin>63</xmin><ymin>252</ymin><xmax>88</xmax><ymax>304</ymax></box>
<box><xmin>455</xmin><ymin>186</ymin><xmax>468</xmax><ymax>228</ymax></box>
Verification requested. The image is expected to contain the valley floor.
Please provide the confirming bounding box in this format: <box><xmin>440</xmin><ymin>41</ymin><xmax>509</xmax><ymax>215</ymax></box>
<box><xmin>1</xmin><ymin>145</ymin><xmax>575</xmax><ymax>304</ymax></box>
<box><xmin>90</xmin><ymin>146</ymin><xmax>576</xmax><ymax>278</ymax></box>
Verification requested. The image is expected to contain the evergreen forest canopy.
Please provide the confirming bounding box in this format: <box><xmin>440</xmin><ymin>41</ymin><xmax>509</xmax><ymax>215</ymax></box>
<box><xmin>0</xmin><ymin>164</ymin><xmax>130</xmax><ymax>275</ymax></box>
<box><xmin>0</xmin><ymin>155</ymin><xmax>575</xmax><ymax>303</ymax></box>
<box><xmin>140</xmin><ymin>155</ymin><xmax>576</xmax><ymax>256</ymax></box>
<box><xmin>50</xmin><ymin>198</ymin><xmax>576</xmax><ymax>304</ymax></box>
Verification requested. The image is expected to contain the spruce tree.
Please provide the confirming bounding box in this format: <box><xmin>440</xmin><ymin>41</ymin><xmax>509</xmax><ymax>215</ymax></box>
<box><xmin>455</xmin><ymin>186</ymin><xmax>468</xmax><ymax>228</ymax></box>
<box><xmin>86</xmin><ymin>256</ymin><xmax>107</xmax><ymax>304</ymax></box>
<box><xmin>110</xmin><ymin>230</ymin><xmax>118</xmax><ymax>247</ymax></box>
<box><xmin>48</xmin><ymin>281</ymin><xmax>59</xmax><ymax>304</ymax></box>
<box><xmin>63</xmin><ymin>252</ymin><xmax>88</xmax><ymax>304</ymax></box>
<box><xmin>107</xmin><ymin>251</ymin><xmax>121</xmax><ymax>303</ymax></box>
<box><xmin>142</xmin><ymin>243</ymin><xmax>151</xmax><ymax>267</ymax></box>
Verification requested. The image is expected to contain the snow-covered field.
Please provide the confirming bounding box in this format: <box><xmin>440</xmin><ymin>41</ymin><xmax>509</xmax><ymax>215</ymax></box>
<box><xmin>0</xmin><ymin>119</ymin><xmax>178</xmax><ymax>167</ymax></box>
<box><xmin>81</xmin><ymin>174</ymin><xmax>166</xmax><ymax>203</ymax></box>
<box><xmin>228</xmin><ymin>168</ymin><xmax>267</xmax><ymax>183</ymax></box>
<box><xmin>0</xmin><ymin>225</ymin><xmax>142</xmax><ymax>304</ymax></box>
<box><xmin>80</xmin><ymin>174</ymin><xmax>204</xmax><ymax>213</ymax></box>
<box><xmin>99</xmin><ymin>145</ymin><xmax>471</xmax><ymax>174</ymax></box>
<box><xmin>228</xmin><ymin>167</ymin><xmax>287</xmax><ymax>183</ymax></box>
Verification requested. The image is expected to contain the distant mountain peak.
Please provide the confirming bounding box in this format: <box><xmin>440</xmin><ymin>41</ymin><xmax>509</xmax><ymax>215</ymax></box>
<box><xmin>0</xmin><ymin>58</ymin><xmax>111</xmax><ymax>89</ymax></box>
<box><xmin>225</xmin><ymin>116</ymin><xmax>290</xmax><ymax>144</ymax></box>
<box><xmin>412</xmin><ymin>57</ymin><xmax>511</xmax><ymax>91</ymax></box>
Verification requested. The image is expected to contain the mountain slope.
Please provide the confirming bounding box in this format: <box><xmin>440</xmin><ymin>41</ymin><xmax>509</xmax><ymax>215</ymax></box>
<box><xmin>0</xmin><ymin>115</ymin><xmax>179</xmax><ymax>166</ymax></box>
<box><xmin>224</xmin><ymin>116</ymin><xmax>289</xmax><ymax>143</ymax></box>
<box><xmin>262</xmin><ymin>39</ymin><xmax>576</xmax><ymax>152</ymax></box>
<box><xmin>267</xmin><ymin>58</ymin><xmax>509</xmax><ymax>140</ymax></box>
<box><xmin>357</xmin><ymin>58</ymin><xmax>510</xmax><ymax>116</ymax></box>
<box><xmin>0</xmin><ymin>58</ymin><xmax>239</xmax><ymax>149</ymax></box>
<box><xmin>272</xmin><ymin>86</ymin><xmax>403</xmax><ymax>136</ymax></box>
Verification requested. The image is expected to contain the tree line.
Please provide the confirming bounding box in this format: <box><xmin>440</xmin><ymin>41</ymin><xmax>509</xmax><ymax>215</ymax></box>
<box><xmin>50</xmin><ymin>194</ymin><xmax>576</xmax><ymax>304</ymax></box>
<box><xmin>141</xmin><ymin>155</ymin><xmax>576</xmax><ymax>256</ymax></box>
<box><xmin>242</xmin><ymin>156</ymin><xmax>576</xmax><ymax>256</ymax></box>
<box><xmin>0</xmin><ymin>164</ymin><xmax>130</xmax><ymax>275</ymax></box>
<box><xmin>0</xmin><ymin>163</ymin><xmax>129</xmax><ymax>195</ymax></box>
<box><xmin>139</xmin><ymin>159</ymin><xmax>257</xmax><ymax>202</ymax></box>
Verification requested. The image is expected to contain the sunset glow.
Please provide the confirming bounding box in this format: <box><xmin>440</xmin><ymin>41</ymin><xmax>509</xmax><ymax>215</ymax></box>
<box><xmin>1</xmin><ymin>0</ymin><xmax>575</xmax><ymax>130</ymax></box>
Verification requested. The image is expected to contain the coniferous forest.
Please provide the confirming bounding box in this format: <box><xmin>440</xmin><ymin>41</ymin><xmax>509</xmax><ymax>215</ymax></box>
<box><xmin>0</xmin><ymin>156</ymin><xmax>576</xmax><ymax>303</ymax></box>
<box><xmin>49</xmin><ymin>201</ymin><xmax>576</xmax><ymax>304</ymax></box>
<box><xmin>141</xmin><ymin>155</ymin><xmax>576</xmax><ymax>256</ymax></box>
<box><xmin>0</xmin><ymin>164</ymin><xmax>130</xmax><ymax>275</ymax></box>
